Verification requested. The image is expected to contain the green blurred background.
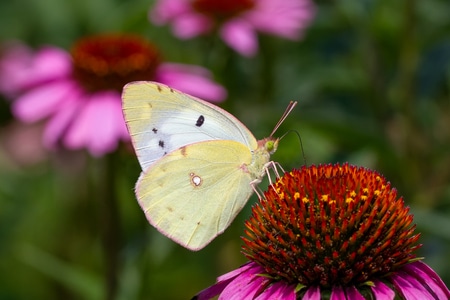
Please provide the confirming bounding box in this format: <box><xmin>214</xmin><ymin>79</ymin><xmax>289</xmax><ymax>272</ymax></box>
<box><xmin>1</xmin><ymin>0</ymin><xmax>449</xmax><ymax>299</ymax></box>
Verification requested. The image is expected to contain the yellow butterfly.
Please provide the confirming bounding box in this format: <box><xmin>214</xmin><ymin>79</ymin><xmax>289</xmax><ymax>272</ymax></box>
<box><xmin>122</xmin><ymin>81</ymin><xmax>296</xmax><ymax>250</ymax></box>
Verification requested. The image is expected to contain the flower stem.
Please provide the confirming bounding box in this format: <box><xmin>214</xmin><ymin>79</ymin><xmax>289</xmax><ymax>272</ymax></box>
<box><xmin>98</xmin><ymin>153</ymin><xmax>121</xmax><ymax>300</ymax></box>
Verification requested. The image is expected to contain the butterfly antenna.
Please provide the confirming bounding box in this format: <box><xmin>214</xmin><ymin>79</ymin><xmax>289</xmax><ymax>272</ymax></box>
<box><xmin>270</xmin><ymin>101</ymin><xmax>298</xmax><ymax>137</ymax></box>
<box><xmin>280</xmin><ymin>129</ymin><xmax>307</xmax><ymax>166</ymax></box>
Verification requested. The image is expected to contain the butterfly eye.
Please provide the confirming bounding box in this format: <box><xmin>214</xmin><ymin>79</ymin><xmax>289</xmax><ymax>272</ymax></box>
<box><xmin>263</xmin><ymin>140</ymin><xmax>275</xmax><ymax>154</ymax></box>
<box><xmin>265</xmin><ymin>139</ymin><xmax>279</xmax><ymax>155</ymax></box>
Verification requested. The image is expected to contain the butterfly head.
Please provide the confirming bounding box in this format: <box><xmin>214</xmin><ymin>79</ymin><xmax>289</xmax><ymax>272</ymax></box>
<box><xmin>261</xmin><ymin>100</ymin><xmax>297</xmax><ymax>156</ymax></box>
<box><xmin>260</xmin><ymin>137</ymin><xmax>279</xmax><ymax>155</ymax></box>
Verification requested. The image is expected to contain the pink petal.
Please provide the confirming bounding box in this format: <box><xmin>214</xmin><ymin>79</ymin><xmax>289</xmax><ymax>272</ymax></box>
<box><xmin>12</xmin><ymin>80</ymin><xmax>77</xmax><ymax>122</ymax></box>
<box><xmin>20</xmin><ymin>46</ymin><xmax>72</xmax><ymax>85</ymax></box>
<box><xmin>403</xmin><ymin>262</ymin><xmax>450</xmax><ymax>299</ymax></box>
<box><xmin>246</xmin><ymin>0</ymin><xmax>316</xmax><ymax>39</ymax></box>
<box><xmin>195</xmin><ymin>278</ymin><xmax>234</xmax><ymax>300</ymax></box>
<box><xmin>155</xmin><ymin>63</ymin><xmax>226</xmax><ymax>102</ymax></box>
<box><xmin>255</xmin><ymin>282</ymin><xmax>296</xmax><ymax>300</ymax></box>
<box><xmin>63</xmin><ymin>91</ymin><xmax>124</xmax><ymax>156</ymax></box>
<box><xmin>0</xmin><ymin>42</ymin><xmax>33</xmax><ymax>96</ymax></box>
<box><xmin>371</xmin><ymin>280</ymin><xmax>395</xmax><ymax>300</ymax></box>
<box><xmin>0</xmin><ymin>43</ymin><xmax>71</xmax><ymax>95</ymax></box>
<box><xmin>43</xmin><ymin>90</ymin><xmax>83</xmax><ymax>149</ymax></box>
<box><xmin>150</xmin><ymin>0</ymin><xmax>192</xmax><ymax>24</ymax></box>
<box><xmin>303</xmin><ymin>286</ymin><xmax>321</xmax><ymax>300</ymax></box>
<box><xmin>344</xmin><ymin>286</ymin><xmax>365</xmax><ymax>300</ymax></box>
<box><xmin>150</xmin><ymin>0</ymin><xmax>211</xmax><ymax>38</ymax></box>
<box><xmin>171</xmin><ymin>14</ymin><xmax>212</xmax><ymax>38</ymax></box>
<box><xmin>217</xmin><ymin>262</ymin><xmax>259</xmax><ymax>282</ymax></box>
<box><xmin>391</xmin><ymin>272</ymin><xmax>435</xmax><ymax>299</ymax></box>
<box><xmin>219</xmin><ymin>274</ymin><xmax>267</xmax><ymax>300</ymax></box>
<box><xmin>218</xmin><ymin>264</ymin><xmax>266</xmax><ymax>300</ymax></box>
<box><xmin>330</xmin><ymin>286</ymin><xmax>346</xmax><ymax>300</ymax></box>
<box><xmin>220</xmin><ymin>19</ymin><xmax>258</xmax><ymax>57</ymax></box>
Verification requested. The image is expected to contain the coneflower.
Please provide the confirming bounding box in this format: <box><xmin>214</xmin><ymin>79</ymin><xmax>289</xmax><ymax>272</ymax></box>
<box><xmin>193</xmin><ymin>163</ymin><xmax>450</xmax><ymax>299</ymax></box>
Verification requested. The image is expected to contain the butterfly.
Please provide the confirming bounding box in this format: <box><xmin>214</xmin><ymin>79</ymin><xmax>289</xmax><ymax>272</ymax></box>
<box><xmin>122</xmin><ymin>81</ymin><xmax>297</xmax><ymax>251</ymax></box>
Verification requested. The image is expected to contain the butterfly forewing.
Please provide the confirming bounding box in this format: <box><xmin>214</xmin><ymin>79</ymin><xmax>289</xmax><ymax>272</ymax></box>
<box><xmin>122</xmin><ymin>82</ymin><xmax>258</xmax><ymax>171</ymax></box>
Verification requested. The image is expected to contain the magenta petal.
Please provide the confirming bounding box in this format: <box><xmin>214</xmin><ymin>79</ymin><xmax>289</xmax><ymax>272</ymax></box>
<box><xmin>0</xmin><ymin>42</ymin><xmax>34</xmax><ymax>96</ymax></box>
<box><xmin>172</xmin><ymin>14</ymin><xmax>212</xmax><ymax>38</ymax></box>
<box><xmin>344</xmin><ymin>286</ymin><xmax>364</xmax><ymax>300</ymax></box>
<box><xmin>371</xmin><ymin>280</ymin><xmax>395</xmax><ymax>300</ymax></box>
<box><xmin>391</xmin><ymin>271</ymin><xmax>435</xmax><ymax>299</ymax></box>
<box><xmin>150</xmin><ymin>0</ymin><xmax>192</xmax><ymax>24</ymax></box>
<box><xmin>150</xmin><ymin>0</ymin><xmax>211</xmax><ymax>38</ymax></box>
<box><xmin>330</xmin><ymin>286</ymin><xmax>345</xmax><ymax>300</ymax></box>
<box><xmin>194</xmin><ymin>263</ymin><xmax>257</xmax><ymax>299</ymax></box>
<box><xmin>194</xmin><ymin>277</ymin><xmax>234</xmax><ymax>300</ymax></box>
<box><xmin>21</xmin><ymin>46</ymin><xmax>72</xmax><ymax>85</ymax></box>
<box><xmin>43</xmin><ymin>91</ymin><xmax>82</xmax><ymax>149</ymax></box>
<box><xmin>0</xmin><ymin>44</ymin><xmax>71</xmax><ymax>95</ymax></box>
<box><xmin>225</xmin><ymin>275</ymin><xmax>267</xmax><ymax>299</ymax></box>
<box><xmin>64</xmin><ymin>91</ymin><xmax>123</xmax><ymax>156</ymax></box>
<box><xmin>100</xmin><ymin>91</ymin><xmax>130</xmax><ymax>142</ymax></box>
<box><xmin>220</xmin><ymin>19</ymin><xmax>258</xmax><ymax>57</ymax></box>
<box><xmin>12</xmin><ymin>80</ymin><xmax>77</xmax><ymax>122</ymax></box>
<box><xmin>403</xmin><ymin>261</ymin><xmax>450</xmax><ymax>299</ymax></box>
<box><xmin>303</xmin><ymin>286</ymin><xmax>321</xmax><ymax>300</ymax></box>
<box><xmin>246</xmin><ymin>0</ymin><xmax>316</xmax><ymax>39</ymax></box>
<box><xmin>155</xmin><ymin>63</ymin><xmax>226</xmax><ymax>102</ymax></box>
<box><xmin>217</xmin><ymin>263</ymin><xmax>258</xmax><ymax>282</ymax></box>
<box><xmin>218</xmin><ymin>264</ymin><xmax>267</xmax><ymax>299</ymax></box>
<box><xmin>255</xmin><ymin>282</ymin><xmax>296</xmax><ymax>300</ymax></box>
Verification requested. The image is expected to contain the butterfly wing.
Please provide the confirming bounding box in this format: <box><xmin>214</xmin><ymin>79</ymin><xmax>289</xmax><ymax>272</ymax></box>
<box><xmin>122</xmin><ymin>81</ymin><xmax>258</xmax><ymax>171</ymax></box>
<box><xmin>136</xmin><ymin>140</ymin><xmax>254</xmax><ymax>251</ymax></box>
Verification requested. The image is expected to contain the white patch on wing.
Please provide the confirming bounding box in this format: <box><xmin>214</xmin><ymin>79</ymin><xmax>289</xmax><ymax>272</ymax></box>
<box><xmin>134</xmin><ymin>109</ymin><xmax>255</xmax><ymax>171</ymax></box>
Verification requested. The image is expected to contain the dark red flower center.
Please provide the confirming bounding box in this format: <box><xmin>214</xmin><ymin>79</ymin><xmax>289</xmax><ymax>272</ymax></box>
<box><xmin>242</xmin><ymin>163</ymin><xmax>421</xmax><ymax>289</ymax></box>
<box><xmin>192</xmin><ymin>0</ymin><xmax>255</xmax><ymax>20</ymax></box>
<box><xmin>71</xmin><ymin>34</ymin><xmax>161</xmax><ymax>92</ymax></box>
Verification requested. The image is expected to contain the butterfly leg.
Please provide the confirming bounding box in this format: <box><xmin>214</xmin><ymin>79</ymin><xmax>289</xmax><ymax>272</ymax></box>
<box><xmin>264</xmin><ymin>161</ymin><xmax>285</xmax><ymax>179</ymax></box>
<box><xmin>249</xmin><ymin>161</ymin><xmax>287</xmax><ymax>200</ymax></box>
<box><xmin>250</xmin><ymin>181</ymin><xmax>264</xmax><ymax>200</ymax></box>
<box><xmin>262</xmin><ymin>161</ymin><xmax>286</xmax><ymax>192</ymax></box>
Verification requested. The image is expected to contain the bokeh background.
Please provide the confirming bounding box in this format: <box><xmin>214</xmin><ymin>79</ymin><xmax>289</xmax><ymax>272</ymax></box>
<box><xmin>1</xmin><ymin>0</ymin><xmax>449</xmax><ymax>299</ymax></box>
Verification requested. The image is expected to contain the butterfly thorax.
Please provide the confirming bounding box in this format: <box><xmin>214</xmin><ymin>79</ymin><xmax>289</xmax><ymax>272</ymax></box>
<box><xmin>244</xmin><ymin>137</ymin><xmax>279</xmax><ymax>180</ymax></box>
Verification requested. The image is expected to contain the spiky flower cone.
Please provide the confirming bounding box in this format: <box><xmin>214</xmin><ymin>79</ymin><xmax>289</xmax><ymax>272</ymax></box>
<box><xmin>243</xmin><ymin>163</ymin><xmax>420</xmax><ymax>289</ymax></box>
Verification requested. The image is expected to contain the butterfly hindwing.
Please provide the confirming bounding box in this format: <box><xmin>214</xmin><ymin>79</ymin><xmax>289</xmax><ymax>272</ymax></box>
<box><xmin>122</xmin><ymin>82</ymin><xmax>258</xmax><ymax>171</ymax></box>
<box><xmin>136</xmin><ymin>140</ymin><xmax>254</xmax><ymax>250</ymax></box>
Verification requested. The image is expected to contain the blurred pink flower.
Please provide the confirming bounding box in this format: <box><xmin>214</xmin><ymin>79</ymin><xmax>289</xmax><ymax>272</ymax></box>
<box><xmin>0</xmin><ymin>35</ymin><xmax>226</xmax><ymax>157</ymax></box>
<box><xmin>150</xmin><ymin>0</ymin><xmax>316</xmax><ymax>56</ymax></box>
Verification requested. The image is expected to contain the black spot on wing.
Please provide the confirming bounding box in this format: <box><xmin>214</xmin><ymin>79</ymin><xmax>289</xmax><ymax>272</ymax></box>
<box><xmin>152</xmin><ymin>128</ymin><xmax>158</xmax><ymax>133</ymax></box>
<box><xmin>159</xmin><ymin>140</ymin><xmax>165</xmax><ymax>148</ymax></box>
<box><xmin>195</xmin><ymin>115</ymin><xmax>205</xmax><ymax>127</ymax></box>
